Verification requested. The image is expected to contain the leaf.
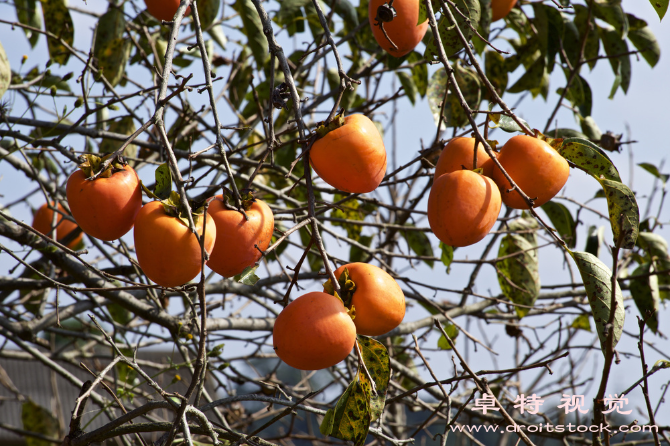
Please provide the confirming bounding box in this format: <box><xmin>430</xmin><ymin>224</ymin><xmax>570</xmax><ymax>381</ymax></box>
<box><xmin>636</xmin><ymin>232</ymin><xmax>670</xmax><ymax>301</ymax></box>
<box><xmin>585</xmin><ymin>225</ymin><xmax>605</xmax><ymax>258</ymax></box>
<box><xmin>497</xmin><ymin>234</ymin><xmax>540</xmax><ymax>319</ymax></box>
<box><xmin>402</xmin><ymin>224</ymin><xmax>434</xmax><ymax>268</ymax></box>
<box><xmin>233</xmin><ymin>0</ymin><xmax>269</xmax><ymax>67</ymax></box>
<box><xmin>320</xmin><ymin>369</ymin><xmax>372</xmax><ymax>446</ymax></box>
<box><xmin>197</xmin><ymin>0</ymin><xmax>220</xmax><ymax>30</ymax></box>
<box><xmin>427</xmin><ymin>62</ymin><xmax>481</xmax><ymax>128</ymax></box>
<box><xmin>574</xmin><ymin>5</ymin><xmax>600</xmax><ymax>70</ymax></box>
<box><xmin>437</xmin><ymin>323</ymin><xmax>459</xmax><ymax>350</ymax></box>
<box><xmin>507</xmin><ymin>55</ymin><xmax>545</xmax><ymax>94</ymax></box>
<box><xmin>485</xmin><ymin>50</ymin><xmax>508</xmax><ymax>97</ymax></box>
<box><xmin>154</xmin><ymin>163</ymin><xmax>173</xmax><ymax>200</ymax></box>
<box><xmin>407</xmin><ymin>52</ymin><xmax>428</xmax><ymax>97</ymax></box>
<box><xmin>580</xmin><ymin>116</ymin><xmax>602</xmax><ymax>140</ymax></box>
<box><xmin>541</xmin><ymin>201</ymin><xmax>577</xmax><ymax>248</ymax></box>
<box><xmin>356</xmin><ymin>336</ymin><xmax>390</xmax><ymax>422</ymax></box>
<box><xmin>571</xmin><ymin>251</ymin><xmax>625</xmax><ymax>354</ymax></box>
<box><xmin>627</xmin><ymin>23</ymin><xmax>660</xmax><ymax>68</ymax></box>
<box><xmin>630</xmin><ymin>262</ymin><xmax>660</xmax><ymax>333</ymax></box>
<box><xmin>228</xmin><ymin>48</ymin><xmax>253</xmax><ymax>109</ymax></box>
<box><xmin>507</xmin><ymin>213</ymin><xmax>539</xmax><ymax>259</ymax></box>
<box><xmin>99</xmin><ymin>116</ymin><xmax>137</xmax><ymax>159</ymax></box>
<box><xmin>107</xmin><ymin>302</ymin><xmax>133</xmax><ymax>326</ymax></box>
<box><xmin>439</xmin><ymin>242</ymin><xmax>454</xmax><ymax>274</ymax></box>
<box><xmin>558</xmin><ymin>137</ymin><xmax>621</xmax><ymax>182</ymax></box>
<box><xmin>593</xmin><ymin>0</ymin><xmax>628</xmax><ymax>39</ymax></box>
<box><xmin>93</xmin><ymin>6</ymin><xmax>131</xmax><ymax>87</ymax></box>
<box><xmin>233</xmin><ymin>265</ymin><xmax>260</xmax><ymax>285</ymax></box>
<box><xmin>208</xmin><ymin>24</ymin><xmax>228</xmax><ymax>50</ymax></box>
<box><xmin>0</xmin><ymin>41</ymin><xmax>10</xmax><ymax>99</ymax></box>
<box><xmin>597</xmin><ymin>178</ymin><xmax>639</xmax><ymax>249</ymax></box>
<box><xmin>350</xmin><ymin>235</ymin><xmax>372</xmax><ymax>263</ymax></box>
<box><xmin>15</xmin><ymin>0</ymin><xmax>42</xmax><ymax>47</ymax></box>
<box><xmin>571</xmin><ymin>314</ymin><xmax>592</xmax><ymax>332</ymax></box>
<box><xmin>40</xmin><ymin>0</ymin><xmax>75</xmax><ymax>65</ymax></box>
<box><xmin>22</xmin><ymin>399</ymin><xmax>58</xmax><ymax>446</ymax></box>
<box><xmin>397</xmin><ymin>71</ymin><xmax>418</xmax><ymax>105</ymax></box>
<box><xmin>417</xmin><ymin>0</ymin><xmax>438</xmax><ymax>26</ymax></box>
<box><xmin>300</xmin><ymin>227</ymin><xmax>323</xmax><ymax>272</ymax></box>
<box><xmin>599</xmin><ymin>26</ymin><xmax>631</xmax><ymax>95</ymax></box>
<box><xmin>638</xmin><ymin>162</ymin><xmax>669</xmax><ymax>185</ymax></box>
<box><xmin>424</xmin><ymin>0</ymin><xmax>480</xmax><ymax>59</ymax></box>
<box><xmin>649</xmin><ymin>0</ymin><xmax>668</xmax><ymax>21</ymax></box>
<box><xmin>489</xmin><ymin>114</ymin><xmax>529</xmax><ymax>133</ymax></box>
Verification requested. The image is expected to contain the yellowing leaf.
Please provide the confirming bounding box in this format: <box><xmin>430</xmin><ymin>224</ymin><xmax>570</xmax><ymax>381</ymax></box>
<box><xmin>40</xmin><ymin>0</ymin><xmax>74</xmax><ymax>65</ymax></box>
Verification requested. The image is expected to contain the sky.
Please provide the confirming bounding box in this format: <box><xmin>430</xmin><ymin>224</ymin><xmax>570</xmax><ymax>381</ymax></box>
<box><xmin>0</xmin><ymin>0</ymin><xmax>669</xmax><ymax>431</ymax></box>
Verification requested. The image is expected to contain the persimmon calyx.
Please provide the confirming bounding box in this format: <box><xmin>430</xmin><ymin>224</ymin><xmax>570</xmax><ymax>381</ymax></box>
<box><xmin>315</xmin><ymin>110</ymin><xmax>346</xmax><ymax>138</ymax></box>
<box><xmin>78</xmin><ymin>153</ymin><xmax>125</xmax><ymax>179</ymax></box>
<box><xmin>323</xmin><ymin>267</ymin><xmax>357</xmax><ymax>308</ymax></box>
<box><xmin>374</xmin><ymin>1</ymin><xmax>396</xmax><ymax>25</ymax></box>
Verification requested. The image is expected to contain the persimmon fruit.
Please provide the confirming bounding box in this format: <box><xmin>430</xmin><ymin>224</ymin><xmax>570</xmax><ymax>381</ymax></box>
<box><xmin>66</xmin><ymin>164</ymin><xmax>142</xmax><ymax>241</ymax></box>
<box><xmin>32</xmin><ymin>202</ymin><xmax>83</xmax><ymax>249</ymax></box>
<box><xmin>491</xmin><ymin>135</ymin><xmax>570</xmax><ymax>209</ymax></box>
<box><xmin>369</xmin><ymin>0</ymin><xmax>428</xmax><ymax>57</ymax></box>
<box><xmin>273</xmin><ymin>292</ymin><xmax>356</xmax><ymax>370</ymax></box>
<box><xmin>310</xmin><ymin>114</ymin><xmax>387</xmax><ymax>194</ymax></box>
<box><xmin>428</xmin><ymin>170</ymin><xmax>502</xmax><ymax>247</ymax></box>
<box><xmin>330</xmin><ymin>263</ymin><xmax>405</xmax><ymax>336</ymax></box>
<box><xmin>434</xmin><ymin>137</ymin><xmax>496</xmax><ymax>179</ymax></box>
<box><xmin>144</xmin><ymin>0</ymin><xmax>190</xmax><ymax>22</ymax></box>
<box><xmin>207</xmin><ymin>195</ymin><xmax>274</xmax><ymax>278</ymax></box>
<box><xmin>491</xmin><ymin>0</ymin><xmax>517</xmax><ymax>21</ymax></box>
<box><xmin>133</xmin><ymin>201</ymin><xmax>216</xmax><ymax>288</ymax></box>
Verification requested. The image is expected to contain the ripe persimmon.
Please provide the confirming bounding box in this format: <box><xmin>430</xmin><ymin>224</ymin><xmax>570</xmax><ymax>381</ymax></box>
<box><xmin>207</xmin><ymin>194</ymin><xmax>274</xmax><ymax>278</ymax></box>
<box><xmin>144</xmin><ymin>0</ymin><xmax>190</xmax><ymax>22</ymax></box>
<box><xmin>66</xmin><ymin>164</ymin><xmax>142</xmax><ymax>241</ymax></box>
<box><xmin>369</xmin><ymin>0</ymin><xmax>428</xmax><ymax>57</ymax></box>
<box><xmin>491</xmin><ymin>0</ymin><xmax>517</xmax><ymax>21</ymax></box>
<box><xmin>434</xmin><ymin>137</ymin><xmax>496</xmax><ymax>179</ymax></box>
<box><xmin>310</xmin><ymin>114</ymin><xmax>387</xmax><ymax>194</ymax></box>
<box><xmin>428</xmin><ymin>170</ymin><xmax>501</xmax><ymax>247</ymax></box>
<box><xmin>330</xmin><ymin>263</ymin><xmax>405</xmax><ymax>336</ymax></box>
<box><xmin>133</xmin><ymin>201</ymin><xmax>216</xmax><ymax>288</ymax></box>
<box><xmin>32</xmin><ymin>202</ymin><xmax>83</xmax><ymax>249</ymax></box>
<box><xmin>491</xmin><ymin>135</ymin><xmax>569</xmax><ymax>209</ymax></box>
<box><xmin>273</xmin><ymin>292</ymin><xmax>356</xmax><ymax>370</ymax></box>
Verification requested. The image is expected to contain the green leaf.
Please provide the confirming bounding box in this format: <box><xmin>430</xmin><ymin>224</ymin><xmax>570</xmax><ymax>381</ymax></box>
<box><xmin>580</xmin><ymin>116</ymin><xmax>602</xmax><ymax>140</ymax></box>
<box><xmin>397</xmin><ymin>71</ymin><xmax>418</xmax><ymax>105</ymax></box>
<box><xmin>40</xmin><ymin>0</ymin><xmax>75</xmax><ymax>65</ymax></box>
<box><xmin>541</xmin><ymin>201</ymin><xmax>577</xmax><ymax>248</ymax></box>
<box><xmin>427</xmin><ymin>62</ymin><xmax>481</xmax><ymax>128</ymax></box>
<box><xmin>584</xmin><ymin>225</ymin><xmax>605</xmax><ymax>258</ymax></box>
<box><xmin>574</xmin><ymin>5</ymin><xmax>600</xmax><ymax>70</ymax></box>
<box><xmin>485</xmin><ymin>50</ymin><xmax>508</xmax><ymax>97</ymax></box>
<box><xmin>507</xmin><ymin>213</ymin><xmax>539</xmax><ymax>260</ymax></box>
<box><xmin>356</xmin><ymin>336</ymin><xmax>390</xmax><ymax>422</ymax></box>
<box><xmin>437</xmin><ymin>323</ymin><xmax>459</xmax><ymax>350</ymax></box>
<box><xmin>649</xmin><ymin>0</ymin><xmax>668</xmax><ymax>21</ymax></box>
<box><xmin>571</xmin><ymin>251</ymin><xmax>625</xmax><ymax>354</ymax></box>
<box><xmin>196</xmin><ymin>0</ymin><xmax>220</xmax><ymax>30</ymax></box>
<box><xmin>593</xmin><ymin>0</ymin><xmax>628</xmax><ymax>39</ymax></box>
<box><xmin>630</xmin><ymin>263</ymin><xmax>660</xmax><ymax>333</ymax></box>
<box><xmin>22</xmin><ymin>399</ymin><xmax>58</xmax><ymax>446</ymax></box>
<box><xmin>599</xmin><ymin>26</ymin><xmax>631</xmax><ymax>95</ymax></box>
<box><xmin>93</xmin><ymin>7</ymin><xmax>131</xmax><ymax>87</ymax></box>
<box><xmin>571</xmin><ymin>314</ymin><xmax>592</xmax><ymax>332</ymax></box>
<box><xmin>300</xmin><ymin>227</ymin><xmax>324</xmax><ymax>272</ymax></box>
<box><xmin>15</xmin><ymin>0</ymin><xmax>42</xmax><ymax>47</ymax></box>
<box><xmin>627</xmin><ymin>23</ymin><xmax>660</xmax><ymax>68</ymax></box>
<box><xmin>638</xmin><ymin>162</ymin><xmax>669</xmax><ymax>185</ymax></box>
<box><xmin>417</xmin><ymin>0</ymin><xmax>438</xmax><ymax>26</ymax></box>
<box><xmin>233</xmin><ymin>0</ymin><xmax>269</xmax><ymax>67</ymax></box>
<box><xmin>424</xmin><ymin>0</ymin><xmax>480</xmax><ymax>60</ymax></box>
<box><xmin>0</xmin><ymin>42</ymin><xmax>10</xmax><ymax>99</ymax></box>
<box><xmin>497</xmin><ymin>234</ymin><xmax>540</xmax><ymax>319</ymax></box>
<box><xmin>350</xmin><ymin>235</ymin><xmax>372</xmax><ymax>263</ymax></box>
<box><xmin>99</xmin><ymin>116</ymin><xmax>137</xmax><ymax>159</ymax></box>
<box><xmin>233</xmin><ymin>265</ymin><xmax>260</xmax><ymax>285</ymax></box>
<box><xmin>402</xmin><ymin>224</ymin><xmax>434</xmax><ymax>268</ymax></box>
<box><xmin>507</xmin><ymin>54</ymin><xmax>545</xmax><ymax>94</ymax></box>
<box><xmin>320</xmin><ymin>367</ymin><xmax>372</xmax><ymax>446</ymax></box>
<box><xmin>596</xmin><ymin>178</ymin><xmax>639</xmax><ymax>249</ymax></box>
<box><xmin>558</xmin><ymin>137</ymin><xmax>621</xmax><ymax>182</ymax></box>
<box><xmin>228</xmin><ymin>48</ymin><xmax>253</xmax><ymax>109</ymax></box>
<box><xmin>439</xmin><ymin>242</ymin><xmax>454</xmax><ymax>273</ymax></box>
<box><xmin>636</xmin><ymin>232</ymin><xmax>670</xmax><ymax>301</ymax></box>
<box><xmin>154</xmin><ymin>163</ymin><xmax>173</xmax><ymax>200</ymax></box>
<box><xmin>489</xmin><ymin>114</ymin><xmax>529</xmax><ymax>133</ymax></box>
<box><xmin>107</xmin><ymin>302</ymin><xmax>133</xmax><ymax>326</ymax></box>
<box><xmin>407</xmin><ymin>52</ymin><xmax>428</xmax><ymax>97</ymax></box>
<box><xmin>545</xmin><ymin>128</ymin><xmax>588</xmax><ymax>139</ymax></box>
<box><xmin>208</xmin><ymin>24</ymin><xmax>228</xmax><ymax>50</ymax></box>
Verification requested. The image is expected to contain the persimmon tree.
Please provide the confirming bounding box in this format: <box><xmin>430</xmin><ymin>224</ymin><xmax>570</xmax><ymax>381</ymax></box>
<box><xmin>0</xmin><ymin>0</ymin><xmax>669</xmax><ymax>446</ymax></box>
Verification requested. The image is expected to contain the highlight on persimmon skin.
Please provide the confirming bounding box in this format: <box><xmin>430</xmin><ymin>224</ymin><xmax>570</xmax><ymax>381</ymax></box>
<box><xmin>491</xmin><ymin>135</ymin><xmax>570</xmax><ymax>209</ymax></box>
<box><xmin>66</xmin><ymin>164</ymin><xmax>142</xmax><ymax>241</ymax></box>
<box><xmin>133</xmin><ymin>201</ymin><xmax>216</xmax><ymax>288</ymax></box>
<box><xmin>144</xmin><ymin>0</ymin><xmax>191</xmax><ymax>22</ymax></box>
<box><xmin>309</xmin><ymin>114</ymin><xmax>387</xmax><ymax>194</ymax></box>
<box><xmin>369</xmin><ymin>0</ymin><xmax>429</xmax><ymax>57</ymax></box>
<box><xmin>331</xmin><ymin>263</ymin><xmax>405</xmax><ymax>336</ymax></box>
<box><xmin>273</xmin><ymin>292</ymin><xmax>357</xmax><ymax>370</ymax></box>
<box><xmin>434</xmin><ymin>137</ymin><xmax>496</xmax><ymax>179</ymax></box>
<box><xmin>31</xmin><ymin>202</ymin><xmax>83</xmax><ymax>249</ymax></box>
<box><xmin>428</xmin><ymin>170</ymin><xmax>502</xmax><ymax>247</ymax></box>
<box><xmin>491</xmin><ymin>0</ymin><xmax>518</xmax><ymax>21</ymax></box>
<box><xmin>207</xmin><ymin>195</ymin><xmax>274</xmax><ymax>278</ymax></box>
